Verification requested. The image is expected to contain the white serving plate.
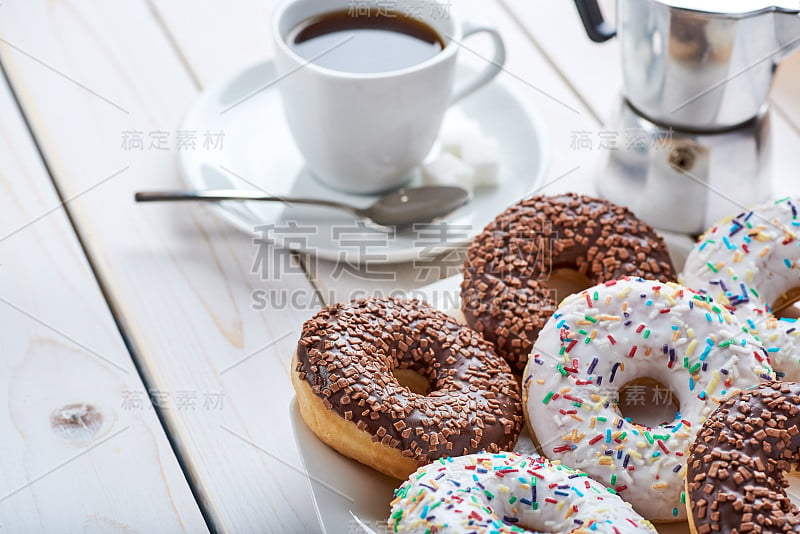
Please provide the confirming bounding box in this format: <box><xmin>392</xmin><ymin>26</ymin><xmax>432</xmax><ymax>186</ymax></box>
<box><xmin>291</xmin><ymin>270</ymin><xmax>694</xmax><ymax>533</ymax></box>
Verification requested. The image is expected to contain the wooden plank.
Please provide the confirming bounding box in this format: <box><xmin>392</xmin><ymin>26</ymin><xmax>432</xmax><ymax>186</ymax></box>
<box><xmin>0</xmin><ymin>65</ymin><xmax>207</xmax><ymax>531</ymax></box>
<box><xmin>497</xmin><ymin>0</ymin><xmax>619</xmax><ymax>124</ymax></box>
<box><xmin>0</xmin><ymin>1</ymin><xmax>323</xmax><ymax>532</ymax></box>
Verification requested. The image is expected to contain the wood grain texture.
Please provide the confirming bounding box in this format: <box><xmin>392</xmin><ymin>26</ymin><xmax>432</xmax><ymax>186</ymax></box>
<box><xmin>498</xmin><ymin>0</ymin><xmax>619</xmax><ymax>124</ymax></box>
<box><xmin>0</xmin><ymin>59</ymin><xmax>207</xmax><ymax>532</ymax></box>
<box><xmin>0</xmin><ymin>0</ymin><xmax>322</xmax><ymax>532</ymax></box>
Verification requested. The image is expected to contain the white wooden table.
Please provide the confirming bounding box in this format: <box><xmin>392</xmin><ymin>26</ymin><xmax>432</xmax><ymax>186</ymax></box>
<box><xmin>1</xmin><ymin>1</ymin><xmax>798</xmax><ymax>532</ymax></box>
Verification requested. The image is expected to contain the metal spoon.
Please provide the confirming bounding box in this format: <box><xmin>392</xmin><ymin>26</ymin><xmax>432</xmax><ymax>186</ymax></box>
<box><xmin>134</xmin><ymin>186</ymin><xmax>471</xmax><ymax>227</ymax></box>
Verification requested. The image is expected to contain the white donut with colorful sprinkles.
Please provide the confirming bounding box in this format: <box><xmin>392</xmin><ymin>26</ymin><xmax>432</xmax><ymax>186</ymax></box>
<box><xmin>388</xmin><ymin>452</ymin><xmax>656</xmax><ymax>533</ymax></box>
<box><xmin>522</xmin><ymin>277</ymin><xmax>774</xmax><ymax>522</ymax></box>
<box><xmin>682</xmin><ymin>195</ymin><xmax>800</xmax><ymax>381</ymax></box>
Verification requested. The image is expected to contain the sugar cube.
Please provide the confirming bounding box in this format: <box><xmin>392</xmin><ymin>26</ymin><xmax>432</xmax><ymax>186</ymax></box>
<box><xmin>439</xmin><ymin>116</ymin><xmax>483</xmax><ymax>157</ymax></box>
<box><xmin>460</xmin><ymin>137</ymin><xmax>500</xmax><ymax>187</ymax></box>
<box><xmin>421</xmin><ymin>153</ymin><xmax>475</xmax><ymax>189</ymax></box>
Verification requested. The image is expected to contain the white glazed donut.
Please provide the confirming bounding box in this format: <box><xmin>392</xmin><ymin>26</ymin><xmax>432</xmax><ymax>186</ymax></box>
<box><xmin>681</xmin><ymin>196</ymin><xmax>800</xmax><ymax>381</ymax></box>
<box><xmin>522</xmin><ymin>277</ymin><xmax>774</xmax><ymax>523</ymax></box>
<box><xmin>388</xmin><ymin>452</ymin><xmax>657</xmax><ymax>533</ymax></box>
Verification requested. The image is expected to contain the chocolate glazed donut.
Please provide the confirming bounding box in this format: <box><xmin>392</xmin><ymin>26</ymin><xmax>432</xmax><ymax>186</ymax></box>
<box><xmin>461</xmin><ymin>193</ymin><xmax>677</xmax><ymax>373</ymax></box>
<box><xmin>293</xmin><ymin>297</ymin><xmax>523</xmax><ymax>479</ymax></box>
<box><xmin>687</xmin><ymin>382</ymin><xmax>800</xmax><ymax>533</ymax></box>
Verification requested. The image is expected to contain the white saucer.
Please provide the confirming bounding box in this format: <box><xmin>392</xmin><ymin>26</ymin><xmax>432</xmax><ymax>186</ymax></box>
<box><xmin>178</xmin><ymin>60</ymin><xmax>549</xmax><ymax>264</ymax></box>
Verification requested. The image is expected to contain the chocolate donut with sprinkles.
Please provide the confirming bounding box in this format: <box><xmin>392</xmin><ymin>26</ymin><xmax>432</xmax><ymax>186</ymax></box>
<box><xmin>686</xmin><ymin>382</ymin><xmax>800</xmax><ymax>533</ymax></box>
<box><xmin>389</xmin><ymin>452</ymin><xmax>657</xmax><ymax>533</ymax></box>
<box><xmin>293</xmin><ymin>297</ymin><xmax>523</xmax><ymax>480</ymax></box>
<box><xmin>461</xmin><ymin>193</ymin><xmax>676</xmax><ymax>374</ymax></box>
<box><xmin>522</xmin><ymin>277</ymin><xmax>775</xmax><ymax>523</ymax></box>
<box><xmin>682</xmin><ymin>196</ymin><xmax>800</xmax><ymax>381</ymax></box>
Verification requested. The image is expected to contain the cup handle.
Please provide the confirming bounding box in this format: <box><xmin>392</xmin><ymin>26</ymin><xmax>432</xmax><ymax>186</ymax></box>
<box><xmin>449</xmin><ymin>20</ymin><xmax>506</xmax><ymax>104</ymax></box>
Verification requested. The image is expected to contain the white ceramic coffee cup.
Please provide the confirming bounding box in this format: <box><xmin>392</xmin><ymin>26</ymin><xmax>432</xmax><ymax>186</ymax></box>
<box><xmin>273</xmin><ymin>0</ymin><xmax>506</xmax><ymax>194</ymax></box>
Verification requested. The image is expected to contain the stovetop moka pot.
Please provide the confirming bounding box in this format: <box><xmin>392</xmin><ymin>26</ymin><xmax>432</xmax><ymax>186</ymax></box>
<box><xmin>574</xmin><ymin>1</ymin><xmax>800</xmax><ymax>235</ymax></box>
<box><xmin>576</xmin><ymin>0</ymin><xmax>800</xmax><ymax>131</ymax></box>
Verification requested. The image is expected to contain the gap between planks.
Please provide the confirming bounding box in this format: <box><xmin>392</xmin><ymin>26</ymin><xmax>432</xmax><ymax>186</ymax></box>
<box><xmin>0</xmin><ymin>18</ymin><xmax>216</xmax><ymax>534</ymax></box>
<box><xmin>144</xmin><ymin>0</ymin><xmax>331</xmax><ymax>308</ymax></box>
<box><xmin>494</xmin><ymin>0</ymin><xmax>606</xmax><ymax>127</ymax></box>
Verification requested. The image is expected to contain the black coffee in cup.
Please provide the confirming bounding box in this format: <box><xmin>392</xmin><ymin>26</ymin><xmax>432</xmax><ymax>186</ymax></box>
<box><xmin>286</xmin><ymin>9</ymin><xmax>445</xmax><ymax>74</ymax></box>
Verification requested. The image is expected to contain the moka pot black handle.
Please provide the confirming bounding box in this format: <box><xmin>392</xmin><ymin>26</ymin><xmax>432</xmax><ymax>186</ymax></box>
<box><xmin>574</xmin><ymin>0</ymin><xmax>616</xmax><ymax>42</ymax></box>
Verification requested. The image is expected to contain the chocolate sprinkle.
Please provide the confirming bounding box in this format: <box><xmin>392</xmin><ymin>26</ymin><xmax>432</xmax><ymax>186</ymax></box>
<box><xmin>687</xmin><ymin>381</ymin><xmax>800</xmax><ymax>533</ymax></box>
<box><xmin>296</xmin><ymin>297</ymin><xmax>523</xmax><ymax>465</ymax></box>
<box><xmin>461</xmin><ymin>193</ymin><xmax>676</xmax><ymax>372</ymax></box>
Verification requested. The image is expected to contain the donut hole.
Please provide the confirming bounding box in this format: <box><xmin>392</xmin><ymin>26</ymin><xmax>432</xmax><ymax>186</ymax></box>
<box><xmin>786</xmin><ymin>469</ymin><xmax>800</xmax><ymax>509</ymax></box>
<box><xmin>548</xmin><ymin>268</ymin><xmax>593</xmax><ymax>302</ymax></box>
<box><xmin>617</xmin><ymin>378</ymin><xmax>680</xmax><ymax>428</ymax></box>
<box><xmin>773</xmin><ymin>288</ymin><xmax>800</xmax><ymax>320</ymax></box>
<box><xmin>393</xmin><ymin>368</ymin><xmax>432</xmax><ymax>396</ymax></box>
